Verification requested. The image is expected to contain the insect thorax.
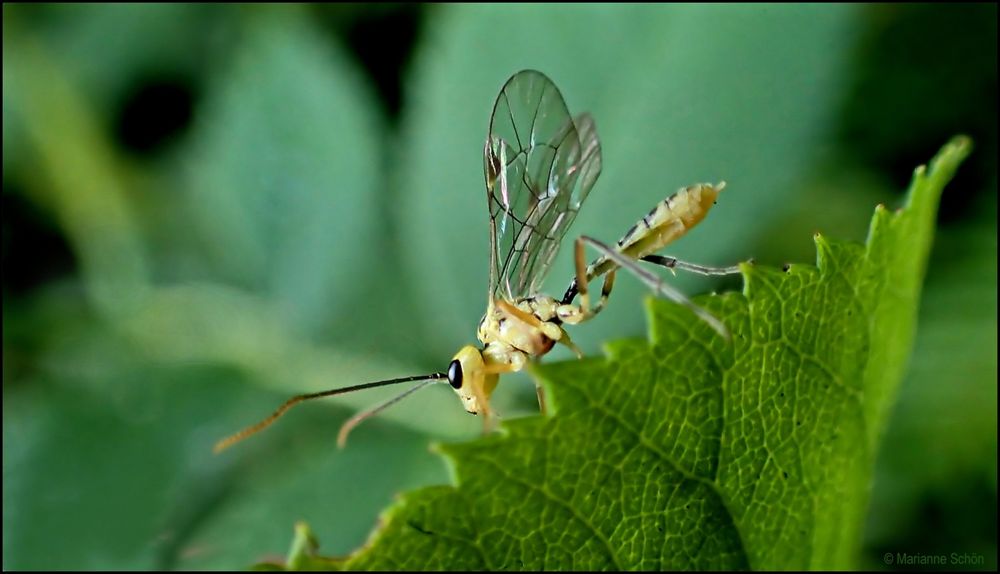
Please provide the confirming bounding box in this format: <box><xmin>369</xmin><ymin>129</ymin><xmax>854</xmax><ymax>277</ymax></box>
<box><xmin>477</xmin><ymin>295</ymin><xmax>561</xmax><ymax>358</ymax></box>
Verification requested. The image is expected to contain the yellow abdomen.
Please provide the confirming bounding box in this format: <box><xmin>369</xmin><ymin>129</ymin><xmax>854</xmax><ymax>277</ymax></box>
<box><xmin>589</xmin><ymin>182</ymin><xmax>723</xmax><ymax>278</ymax></box>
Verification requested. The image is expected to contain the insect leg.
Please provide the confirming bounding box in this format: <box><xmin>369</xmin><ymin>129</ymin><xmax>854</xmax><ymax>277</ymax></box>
<box><xmin>536</xmin><ymin>385</ymin><xmax>548</xmax><ymax>416</ymax></box>
<box><xmin>573</xmin><ymin>233</ymin><xmax>591</xmax><ymax>311</ymax></box>
<box><xmin>555</xmin><ymin>326</ymin><xmax>584</xmax><ymax>358</ymax></box>
<box><xmin>588</xmin><ymin>269</ymin><xmax>616</xmax><ymax>318</ymax></box>
<box><xmin>496</xmin><ymin>299</ymin><xmax>565</xmax><ymax>343</ymax></box>
<box><xmin>482</xmin><ymin>354</ymin><xmax>544</xmax><ymax>422</ymax></box>
<box><xmin>565</xmin><ymin>237</ymin><xmax>617</xmax><ymax>322</ymax></box>
<box><xmin>641</xmin><ymin>254</ymin><xmax>744</xmax><ymax>277</ymax></box>
<box><xmin>577</xmin><ymin>236</ymin><xmax>730</xmax><ymax>339</ymax></box>
<box><xmin>482</xmin><ymin>360</ymin><xmax>522</xmax><ymax>376</ymax></box>
<box><xmin>474</xmin><ymin>382</ymin><xmax>496</xmax><ymax>434</ymax></box>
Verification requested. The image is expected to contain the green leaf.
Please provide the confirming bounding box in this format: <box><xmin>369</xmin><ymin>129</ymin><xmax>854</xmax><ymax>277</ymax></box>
<box><xmin>4</xmin><ymin>5</ymin><xmax>468</xmax><ymax>439</ymax></box>
<box><xmin>185</xmin><ymin>5</ymin><xmax>383</xmax><ymax>336</ymax></box>
<box><xmin>268</xmin><ymin>138</ymin><xmax>970</xmax><ymax>570</ymax></box>
<box><xmin>863</xmin><ymin>188</ymin><xmax>997</xmax><ymax>565</ymax></box>
<box><xmin>3</xmin><ymin>19</ymin><xmax>150</xmax><ymax>317</ymax></box>
<box><xmin>1</xmin><ymin>292</ymin><xmax>449</xmax><ymax>570</ymax></box>
<box><xmin>2</xmin><ymin>4</ymin><xmax>217</xmax><ymax>166</ymax></box>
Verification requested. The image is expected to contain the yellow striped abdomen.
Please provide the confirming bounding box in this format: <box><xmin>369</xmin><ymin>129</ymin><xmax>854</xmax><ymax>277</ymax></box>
<box><xmin>588</xmin><ymin>182</ymin><xmax>724</xmax><ymax>278</ymax></box>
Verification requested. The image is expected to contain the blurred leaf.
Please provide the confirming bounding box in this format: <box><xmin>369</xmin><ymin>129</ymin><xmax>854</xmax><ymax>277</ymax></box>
<box><xmin>173</xmin><ymin>388</ymin><xmax>449</xmax><ymax>571</ymax></box>
<box><xmin>268</xmin><ymin>140</ymin><xmax>969</xmax><ymax>570</ymax></box>
<box><xmin>2</xmin><ymin>4</ymin><xmax>218</xmax><ymax>168</ymax></box>
<box><xmin>3</xmin><ymin>359</ymin><xmax>244</xmax><ymax>570</ymax></box>
<box><xmin>5</xmin><ymin>6</ymin><xmax>467</xmax><ymax>438</ymax></box>
<box><xmin>7</xmin><ymin>4</ymin><xmax>218</xmax><ymax>113</ymax></box>
<box><xmin>115</xmin><ymin>282</ymin><xmax>475</xmax><ymax>440</ymax></box>
<box><xmin>744</xmin><ymin>161</ymin><xmax>898</xmax><ymax>268</ymax></box>
<box><xmin>1</xmin><ymin>294</ymin><xmax>448</xmax><ymax>570</ymax></box>
<box><xmin>3</xmin><ymin>23</ymin><xmax>150</xmax><ymax>317</ymax></box>
<box><xmin>878</xmin><ymin>192</ymin><xmax>998</xmax><ymax>489</ymax></box>
<box><xmin>394</xmin><ymin>4</ymin><xmax>860</xmax><ymax>365</ymax></box>
<box><xmin>840</xmin><ymin>4</ymin><xmax>997</xmax><ymax>208</ymax></box>
<box><xmin>863</xmin><ymin>188</ymin><xmax>997</xmax><ymax>568</ymax></box>
<box><xmin>185</xmin><ymin>5</ymin><xmax>383</xmax><ymax>336</ymax></box>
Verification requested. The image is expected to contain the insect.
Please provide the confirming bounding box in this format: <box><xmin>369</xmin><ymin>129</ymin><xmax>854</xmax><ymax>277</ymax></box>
<box><xmin>214</xmin><ymin>70</ymin><xmax>741</xmax><ymax>454</ymax></box>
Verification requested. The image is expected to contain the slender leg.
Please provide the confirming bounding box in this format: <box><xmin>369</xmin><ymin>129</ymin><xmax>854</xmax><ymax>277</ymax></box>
<box><xmin>475</xmin><ymin>358</ymin><xmax>523</xmax><ymax>432</ymax></box>
<box><xmin>468</xmin><ymin>376</ymin><xmax>496</xmax><ymax>434</ymax></box>
<box><xmin>496</xmin><ymin>299</ymin><xmax>564</xmax><ymax>341</ymax></box>
<box><xmin>556</xmin><ymin>327</ymin><xmax>584</xmax><ymax>358</ymax></box>
<box><xmin>564</xmin><ymin>237</ymin><xmax>617</xmax><ymax>323</ymax></box>
<box><xmin>562</xmin><ymin>183</ymin><xmax>744</xmax><ymax>306</ymax></box>
<box><xmin>496</xmin><ymin>298</ymin><xmax>545</xmax><ymax>329</ymax></box>
<box><xmin>641</xmin><ymin>254</ymin><xmax>744</xmax><ymax>276</ymax></box>
<box><xmin>482</xmin><ymin>361</ymin><xmax>521</xmax><ymax>376</ymax></box>
<box><xmin>574</xmin><ymin>234</ymin><xmax>591</xmax><ymax>311</ymax></box>
<box><xmin>577</xmin><ymin>236</ymin><xmax>730</xmax><ymax>340</ymax></box>
<box><xmin>536</xmin><ymin>384</ymin><xmax>548</xmax><ymax>415</ymax></box>
<box><xmin>481</xmin><ymin>353</ymin><xmax>551</xmax><ymax>417</ymax></box>
<box><xmin>495</xmin><ymin>299</ymin><xmax>586</xmax><ymax>358</ymax></box>
<box><xmin>589</xmin><ymin>269</ymin><xmax>616</xmax><ymax>318</ymax></box>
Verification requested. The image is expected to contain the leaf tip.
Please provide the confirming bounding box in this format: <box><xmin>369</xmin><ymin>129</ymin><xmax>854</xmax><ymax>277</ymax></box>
<box><xmin>428</xmin><ymin>440</ymin><xmax>445</xmax><ymax>456</ymax></box>
<box><xmin>812</xmin><ymin>231</ymin><xmax>830</xmax><ymax>253</ymax></box>
<box><xmin>736</xmin><ymin>258</ymin><xmax>757</xmax><ymax>282</ymax></box>
<box><xmin>941</xmin><ymin>134</ymin><xmax>974</xmax><ymax>159</ymax></box>
<box><xmin>928</xmin><ymin>135</ymin><xmax>974</xmax><ymax>178</ymax></box>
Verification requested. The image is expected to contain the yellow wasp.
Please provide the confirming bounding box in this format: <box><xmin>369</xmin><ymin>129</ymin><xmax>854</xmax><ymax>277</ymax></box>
<box><xmin>214</xmin><ymin>70</ymin><xmax>741</xmax><ymax>453</ymax></box>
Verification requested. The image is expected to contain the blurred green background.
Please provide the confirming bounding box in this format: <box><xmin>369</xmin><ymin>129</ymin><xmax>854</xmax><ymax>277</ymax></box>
<box><xmin>2</xmin><ymin>3</ymin><xmax>995</xmax><ymax>570</ymax></box>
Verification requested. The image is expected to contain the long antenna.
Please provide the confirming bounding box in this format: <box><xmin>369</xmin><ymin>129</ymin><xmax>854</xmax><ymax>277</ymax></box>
<box><xmin>214</xmin><ymin>372</ymin><xmax>447</xmax><ymax>453</ymax></box>
<box><xmin>337</xmin><ymin>379</ymin><xmax>442</xmax><ymax>448</ymax></box>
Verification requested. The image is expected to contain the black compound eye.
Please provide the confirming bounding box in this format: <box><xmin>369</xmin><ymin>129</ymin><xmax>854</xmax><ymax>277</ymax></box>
<box><xmin>447</xmin><ymin>359</ymin><xmax>463</xmax><ymax>389</ymax></box>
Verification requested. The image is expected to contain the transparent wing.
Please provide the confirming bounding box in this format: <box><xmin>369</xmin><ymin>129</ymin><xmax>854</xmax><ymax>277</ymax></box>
<box><xmin>483</xmin><ymin>70</ymin><xmax>603</xmax><ymax>300</ymax></box>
